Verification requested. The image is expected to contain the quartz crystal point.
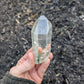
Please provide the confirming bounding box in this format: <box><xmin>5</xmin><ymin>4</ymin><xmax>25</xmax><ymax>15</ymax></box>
<box><xmin>31</xmin><ymin>15</ymin><xmax>52</xmax><ymax>64</ymax></box>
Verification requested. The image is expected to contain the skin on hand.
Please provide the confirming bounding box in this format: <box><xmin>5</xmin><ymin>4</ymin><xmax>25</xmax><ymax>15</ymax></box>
<box><xmin>38</xmin><ymin>44</ymin><xmax>51</xmax><ymax>54</ymax></box>
<box><xmin>10</xmin><ymin>48</ymin><xmax>53</xmax><ymax>84</ymax></box>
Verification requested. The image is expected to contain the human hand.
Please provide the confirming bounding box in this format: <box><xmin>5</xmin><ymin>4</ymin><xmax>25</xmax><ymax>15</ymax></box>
<box><xmin>10</xmin><ymin>48</ymin><xmax>53</xmax><ymax>84</ymax></box>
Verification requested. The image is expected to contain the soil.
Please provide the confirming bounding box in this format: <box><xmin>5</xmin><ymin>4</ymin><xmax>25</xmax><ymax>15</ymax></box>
<box><xmin>0</xmin><ymin>0</ymin><xmax>84</xmax><ymax>84</ymax></box>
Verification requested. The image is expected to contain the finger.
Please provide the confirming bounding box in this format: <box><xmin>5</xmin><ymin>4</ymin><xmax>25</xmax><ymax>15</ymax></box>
<box><xmin>38</xmin><ymin>47</ymin><xmax>43</xmax><ymax>54</ymax></box>
<box><xmin>49</xmin><ymin>53</ymin><xmax>53</xmax><ymax>60</ymax></box>
<box><xmin>15</xmin><ymin>52</ymin><xmax>35</xmax><ymax>75</ymax></box>
<box><xmin>24</xmin><ymin>71</ymin><xmax>35</xmax><ymax>82</ymax></box>
<box><xmin>25</xmin><ymin>72</ymin><xmax>32</xmax><ymax>80</ymax></box>
<box><xmin>29</xmin><ymin>68</ymin><xmax>42</xmax><ymax>84</ymax></box>
<box><xmin>37</xmin><ymin>59</ymin><xmax>50</xmax><ymax>78</ymax></box>
<box><xmin>17</xmin><ymin>48</ymin><xmax>32</xmax><ymax>65</ymax></box>
<box><xmin>35</xmin><ymin>53</ymin><xmax>53</xmax><ymax>70</ymax></box>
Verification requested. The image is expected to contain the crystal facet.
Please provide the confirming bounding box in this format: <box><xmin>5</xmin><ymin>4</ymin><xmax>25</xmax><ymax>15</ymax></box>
<box><xmin>31</xmin><ymin>15</ymin><xmax>52</xmax><ymax>64</ymax></box>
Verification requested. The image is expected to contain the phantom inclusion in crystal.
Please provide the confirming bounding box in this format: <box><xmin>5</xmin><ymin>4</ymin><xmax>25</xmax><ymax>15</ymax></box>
<box><xmin>31</xmin><ymin>15</ymin><xmax>52</xmax><ymax>64</ymax></box>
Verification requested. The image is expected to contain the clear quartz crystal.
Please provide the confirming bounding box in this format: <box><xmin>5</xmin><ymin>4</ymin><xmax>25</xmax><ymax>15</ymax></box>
<box><xmin>31</xmin><ymin>15</ymin><xmax>52</xmax><ymax>64</ymax></box>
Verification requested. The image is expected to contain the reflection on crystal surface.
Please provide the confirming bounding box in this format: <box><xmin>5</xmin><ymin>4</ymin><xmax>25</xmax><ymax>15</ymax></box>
<box><xmin>31</xmin><ymin>15</ymin><xmax>52</xmax><ymax>64</ymax></box>
<box><xmin>34</xmin><ymin>15</ymin><xmax>49</xmax><ymax>34</ymax></box>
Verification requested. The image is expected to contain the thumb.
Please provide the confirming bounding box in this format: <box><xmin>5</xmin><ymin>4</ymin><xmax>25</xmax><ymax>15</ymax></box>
<box><xmin>10</xmin><ymin>52</ymin><xmax>35</xmax><ymax>75</ymax></box>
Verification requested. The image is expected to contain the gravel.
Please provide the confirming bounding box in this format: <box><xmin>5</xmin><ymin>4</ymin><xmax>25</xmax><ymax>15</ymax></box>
<box><xmin>0</xmin><ymin>0</ymin><xmax>84</xmax><ymax>84</ymax></box>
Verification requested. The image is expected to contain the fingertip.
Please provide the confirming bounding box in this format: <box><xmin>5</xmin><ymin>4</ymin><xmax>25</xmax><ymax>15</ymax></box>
<box><xmin>28</xmin><ymin>52</ymin><xmax>33</xmax><ymax>57</ymax></box>
<box><xmin>49</xmin><ymin>53</ymin><xmax>53</xmax><ymax>60</ymax></box>
<box><xmin>28</xmin><ymin>52</ymin><xmax>34</xmax><ymax>61</ymax></box>
<box><xmin>38</xmin><ymin>47</ymin><xmax>43</xmax><ymax>54</ymax></box>
<box><xmin>51</xmin><ymin>53</ymin><xmax>53</xmax><ymax>58</ymax></box>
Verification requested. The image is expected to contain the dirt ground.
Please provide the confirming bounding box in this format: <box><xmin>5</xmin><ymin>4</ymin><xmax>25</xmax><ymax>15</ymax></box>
<box><xmin>0</xmin><ymin>0</ymin><xmax>84</xmax><ymax>84</ymax></box>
